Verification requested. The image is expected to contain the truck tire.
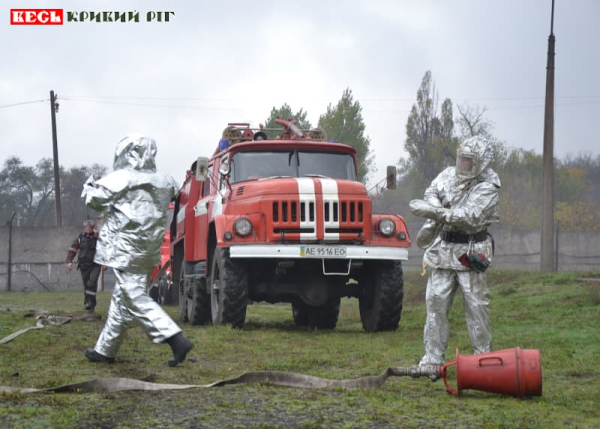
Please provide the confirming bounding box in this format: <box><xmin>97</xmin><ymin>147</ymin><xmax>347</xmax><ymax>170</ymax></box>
<box><xmin>210</xmin><ymin>247</ymin><xmax>248</xmax><ymax>328</ymax></box>
<box><xmin>291</xmin><ymin>298</ymin><xmax>340</xmax><ymax>330</ymax></box>
<box><xmin>178</xmin><ymin>264</ymin><xmax>189</xmax><ymax>323</ymax></box>
<box><xmin>291</xmin><ymin>300</ymin><xmax>310</xmax><ymax>326</ymax></box>
<box><xmin>188</xmin><ymin>277</ymin><xmax>211</xmax><ymax>326</ymax></box>
<box><xmin>308</xmin><ymin>297</ymin><xmax>341</xmax><ymax>330</ymax></box>
<box><xmin>359</xmin><ymin>261</ymin><xmax>404</xmax><ymax>332</ymax></box>
<box><xmin>157</xmin><ymin>276</ymin><xmax>172</xmax><ymax>305</ymax></box>
<box><xmin>149</xmin><ymin>284</ymin><xmax>159</xmax><ymax>302</ymax></box>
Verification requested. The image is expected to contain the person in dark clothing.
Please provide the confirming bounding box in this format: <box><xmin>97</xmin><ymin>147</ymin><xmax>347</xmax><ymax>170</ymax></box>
<box><xmin>66</xmin><ymin>219</ymin><xmax>102</xmax><ymax>313</ymax></box>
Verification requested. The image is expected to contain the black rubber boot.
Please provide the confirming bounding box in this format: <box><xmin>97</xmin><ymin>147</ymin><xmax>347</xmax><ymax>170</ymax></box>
<box><xmin>165</xmin><ymin>333</ymin><xmax>193</xmax><ymax>367</ymax></box>
<box><xmin>85</xmin><ymin>348</ymin><xmax>115</xmax><ymax>364</ymax></box>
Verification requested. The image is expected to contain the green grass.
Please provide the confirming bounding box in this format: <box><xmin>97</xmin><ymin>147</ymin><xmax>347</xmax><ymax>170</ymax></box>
<box><xmin>1</xmin><ymin>269</ymin><xmax>599</xmax><ymax>428</ymax></box>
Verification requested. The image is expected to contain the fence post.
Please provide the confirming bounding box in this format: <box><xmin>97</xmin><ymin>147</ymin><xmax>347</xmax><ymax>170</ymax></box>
<box><xmin>6</xmin><ymin>212</ymin><xmax>16</xmax><ymax>292</ymax></box>
<box><xmin>554</xmin><ymin>221</ymin><xmax>559</xmax><ymax>271</ymax></box>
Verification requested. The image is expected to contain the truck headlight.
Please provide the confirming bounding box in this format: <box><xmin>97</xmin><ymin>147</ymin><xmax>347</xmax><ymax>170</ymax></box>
<box><xmin>234</xmin><ymin>217</ymin><xmax>252</xmax><ymax>236</ymax></box>
<box><xmin>379</xmin><ymin>218</ymin><xmax>396</xmax><ymax>237</ymax></box>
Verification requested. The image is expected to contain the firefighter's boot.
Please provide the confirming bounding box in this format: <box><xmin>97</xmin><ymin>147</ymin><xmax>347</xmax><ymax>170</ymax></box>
<box><xmin>165</xmin><ymin>332</ymin><xmax>193</xmax><ymax>367</ymax></box>
<box><xmin>85</xmin><ymin>348</ymin><xmax>115</xmax><ymax>364</ymax></box>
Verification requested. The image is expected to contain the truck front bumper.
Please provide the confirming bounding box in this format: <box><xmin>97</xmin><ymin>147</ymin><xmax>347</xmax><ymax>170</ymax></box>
<box><xmin>229</xmin><ymin>244</ymin><xmax>408</xmax><ymax>261</ymax></box>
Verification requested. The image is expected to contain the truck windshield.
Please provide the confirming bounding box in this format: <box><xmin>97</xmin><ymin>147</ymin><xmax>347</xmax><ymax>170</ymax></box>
<box><xmin>230</xmin><ymin>150</ymin><xmax>358</xmax><ymax>183</ymax></box>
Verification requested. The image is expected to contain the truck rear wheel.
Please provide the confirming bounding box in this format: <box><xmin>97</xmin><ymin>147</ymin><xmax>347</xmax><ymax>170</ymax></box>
<box><xmin>188</xmin><ymin>277</ymin><xmax>211</xmax><ymax>326</ymax></box>
<box><xmin>291</xmin><ymin>298</ymin><xmax>341</xmax><ymax>330</ymax></box>
<box><xmin>292</xmin><ymin>300</ymin><xmax>309</xmax><ymax>326</ymax></box>
<box><xmin>210</xmin><ymin>247</ymin><xmax>248</xmax><ymax>328</ymax></box>
<box><xmin>359</xmin><ymin>261</ymin><xmax>404</xmax><ymax>332</ymax></box>
<box><xmin>149</xmin><ymin>284</ymin><xmax>159</xmax><ymax>302</ymax></box>
<box><xmin>178</xmin><ymin>264</ymin><xmax>188</xmax><ymax>323</ymax></box>
<box><xmin>308</xmin><ymin>297</ymin><xmax>340</xmax><ymax>330</ymax></box>
<box><xmin>157</xmin><ymin>276</ymin><xmax>172</xmax><ymax>305</ymax></box>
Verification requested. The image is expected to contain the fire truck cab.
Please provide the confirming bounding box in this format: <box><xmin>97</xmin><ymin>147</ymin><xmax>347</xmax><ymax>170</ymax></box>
<box><xmin>169</xmin><ymin>119</ymin><xmax>411</xmax><ymax>332</ymax></box>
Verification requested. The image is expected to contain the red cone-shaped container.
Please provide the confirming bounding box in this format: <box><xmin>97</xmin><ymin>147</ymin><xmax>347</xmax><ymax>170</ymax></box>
<box><xmin>442</xmin><ymin>348</ymin><xmax>542</xmax><ymax>397</ymax></box>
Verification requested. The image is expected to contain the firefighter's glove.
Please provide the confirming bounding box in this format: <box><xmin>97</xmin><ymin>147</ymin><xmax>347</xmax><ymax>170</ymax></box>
<box><xmin>410</xmin><ymin>200</ymin><xmax>451</xmax><ymax>223</ymax></box>
<box><xmin>416</xmin><ymin>220</ymin><xmax>442</xmax><ymax>249</ymax></box>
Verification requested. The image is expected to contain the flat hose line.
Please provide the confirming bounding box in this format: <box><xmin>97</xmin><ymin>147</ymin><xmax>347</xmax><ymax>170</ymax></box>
<box><xmin>1</xmin><ymin>367</ymin><xmax>441</xmax><ymax>394</ymax></box>
<box><xmin>0</xmin><ymin>313</ymin><xmax>441</xmax><ymax>394</ymax></box>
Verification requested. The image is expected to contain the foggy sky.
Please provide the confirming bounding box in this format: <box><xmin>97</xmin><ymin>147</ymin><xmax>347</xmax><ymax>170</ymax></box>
<box><xmin>1</xmin><ymin>0</ymin><xmax>599</xmax><ymax>187</ymax></box>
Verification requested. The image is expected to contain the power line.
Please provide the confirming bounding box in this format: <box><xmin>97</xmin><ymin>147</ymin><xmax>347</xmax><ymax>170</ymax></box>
<box><xmin>64</xmin><ymin>95</ymin><xmax>237</xmax><ymax>101</ymax></box>
<box><xmin>61</xmin><ymin>97</ymin><xmax>600</xmax><ymax>113</ymax></box>
<box><xmin>61</xmin><ymin>97</ymin><xmax>245</xmax><ymax>111</ymax></box>
<box><xmin>63</xmin><ymin>94</ymin><xmax>600</xmax><ymax>102</ymax></box>
<box><xmin>2</xmin><ymin>95</ymin><xmax>599</xmax><ymax>114</ymax></box>
<box><xmin>487</xmin><ymin>100</ymin><xmax>600</xmax><ymax>111</ymax></box>
<box><xmin>0</xmin><ymin>99</ymin><xmax>47</xmax><ymax>109</ymax></box>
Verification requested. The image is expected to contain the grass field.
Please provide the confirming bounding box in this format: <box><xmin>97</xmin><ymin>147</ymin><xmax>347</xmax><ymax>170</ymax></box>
<box><xmin>1</xmin><ymin>269</ymin><xmax>599</xmax><ymax>428</ymax></box>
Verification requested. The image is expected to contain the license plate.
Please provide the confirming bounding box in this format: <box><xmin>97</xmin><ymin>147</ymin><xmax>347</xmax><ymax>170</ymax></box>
<box><xmin>300</xmin><ymin>246</ymin><xmax>347</xmax><ymax>258</ymax></box>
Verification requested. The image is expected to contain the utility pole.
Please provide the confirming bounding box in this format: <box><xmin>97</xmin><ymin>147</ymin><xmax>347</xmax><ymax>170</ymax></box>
<box><xmin>50</xmin><ymin>90</ymin><xmax>62</xmax><ymax>227</ymax></box>
<box><xmin>541</xmin><ymin>0</ymin><xmax>556</xmax><ymax>272</ymax></box>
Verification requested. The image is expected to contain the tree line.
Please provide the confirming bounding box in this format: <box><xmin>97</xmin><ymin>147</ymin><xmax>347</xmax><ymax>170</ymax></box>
<box><xmin>375</xmin><ymin>71</ymin><xmax>600</xmax><ymax>232</ymax></box>
<box><xmin>1</xmin><ymin>88</ymin><xmax>374</xmax><ymax>227</ymax></box>
<box><xmin>0</xmin><ymin>159</ymin><xmax>106</xmax><ymax>227</ymax></box>
<box><xmin>2</xmin><ymin>78</ymin><xmax>599</xmax><ymax>230</ymax></box>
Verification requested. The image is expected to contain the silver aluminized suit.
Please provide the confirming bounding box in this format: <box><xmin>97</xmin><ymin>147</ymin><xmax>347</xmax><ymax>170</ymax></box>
<box><xmin>82</xmin><ymin>134</ymin><xmax>181</xmax><ymax>359</ymax></box>
<box><xmin>410</xmin><ymin>136</ymin><xmax>501</xmax><ymax>365</ymax></box>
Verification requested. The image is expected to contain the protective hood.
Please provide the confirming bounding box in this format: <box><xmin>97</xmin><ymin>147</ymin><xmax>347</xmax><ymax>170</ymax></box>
<box><xmin>82</xmin><ymin>134</ymin><xmax>177</xmax><ymax>271</ymax></box>
<box><xmin>113</xmin><ymin>133</ymin><xmax>157</xmax><ymax>172</ymax></box>
<box><xmin>456</xmin><ymin>136</ymin><xmax>495</xmax><ymax>181</ymax></box>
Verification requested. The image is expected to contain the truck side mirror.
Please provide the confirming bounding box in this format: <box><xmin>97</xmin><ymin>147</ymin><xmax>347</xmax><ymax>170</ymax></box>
<box><xmin>195</xmin><ymin>157</ymin><xmax>209</xmax><ymax>182</ymax></box>
<box><xmin>386</xmin><ymin>166</ymin><xmax>397</xmax><ymax>190</ymax></box>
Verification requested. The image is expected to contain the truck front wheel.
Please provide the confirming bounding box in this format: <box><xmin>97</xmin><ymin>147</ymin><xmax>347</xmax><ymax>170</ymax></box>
<box><xmin>358</xmin><ymin>261</ymin><xmax>404</xmax><ymax>332</ymax></box>
<box><xmin>210</xmin><ymin>247</ymin><xmax>248</xmax><ymax>328</ymax></box>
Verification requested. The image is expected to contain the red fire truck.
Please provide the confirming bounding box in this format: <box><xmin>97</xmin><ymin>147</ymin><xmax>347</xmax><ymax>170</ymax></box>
<box><xmin>168</xmin><ymin>119</ymin><xmax>411</xmax><ymax>332</ymax></box>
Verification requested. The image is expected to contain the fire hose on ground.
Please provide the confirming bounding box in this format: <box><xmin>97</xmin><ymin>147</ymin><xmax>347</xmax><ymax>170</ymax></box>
<box><xmin>0</xmin><ymin>314</ymin><xmax>542</xmax><ymax>397</ymax></box>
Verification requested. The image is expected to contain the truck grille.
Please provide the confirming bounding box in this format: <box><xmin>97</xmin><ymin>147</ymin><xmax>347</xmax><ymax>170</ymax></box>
<box><xmin>324</xmin><ymin>200</ymin><xmax>364</xmax><ymax>240</ymax></box>
<box><xmin>324</xmin><ymin>201</ymin><xmax>364</xmax><ymax>223</ymax></box>
<box><xmin>272</xmin><ymin>200</ymin><xmax>316</xmax><ymax>240</ymax></box>
<box><xmin>272</xmin><ymin>201</ymin><xmax>315</xmax><ymax>223</ymax></box>
<box><xmin>271</xmin><ymin>199</ymin><xmax>365</xmax><ymax>241</ymax></box>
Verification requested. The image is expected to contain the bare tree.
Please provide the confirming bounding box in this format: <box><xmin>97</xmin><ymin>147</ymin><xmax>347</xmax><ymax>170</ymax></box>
<box><xmin>456</xmin><ymin>104</ymin><xmax>493</xmax><ymax>139</ymax></box>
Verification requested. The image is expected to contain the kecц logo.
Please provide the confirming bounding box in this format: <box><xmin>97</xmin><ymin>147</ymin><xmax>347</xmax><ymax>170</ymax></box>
<box><xmin>11</xmin><ymin>9</ymin><xmax>64</xmax><ymax>25</ymax></box>
<box><xmin>10</xmin><ymin>9</ymin><xmax>175</xmax><ymax>25</ymax></box>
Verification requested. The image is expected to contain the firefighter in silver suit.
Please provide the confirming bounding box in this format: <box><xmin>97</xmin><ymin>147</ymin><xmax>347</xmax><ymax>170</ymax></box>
<box><xmin>82</xmin><ymin>133</ymin><xmax>193</xmax><ymax>366</ymax></box>
<box><xmin>409</xmin><ymin>136</ymin><xmax>501</xmax><ymax>366</ymax></box>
